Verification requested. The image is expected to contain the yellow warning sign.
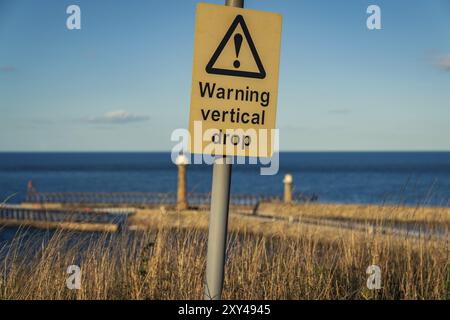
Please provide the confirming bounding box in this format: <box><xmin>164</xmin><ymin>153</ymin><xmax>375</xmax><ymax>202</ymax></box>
<box><xmin>188</xmin><ymin>3</ymin><xmax>282</xmax><ymax>158</ymax></box>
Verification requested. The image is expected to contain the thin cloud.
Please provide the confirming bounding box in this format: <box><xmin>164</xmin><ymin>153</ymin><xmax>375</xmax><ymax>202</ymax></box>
<box><xmin>328</xmin><ymin>108</ymin><xmax>351</xmax><ymax>115</ymax></box>
<box><xmin>85</xmin><ymin>110</ymin><xmax>150</xmax><ymax>124</ymax></box>
<box><xmin>0</xmin><ymin>66</ymin><xmax>16</xmax><ymax>73</ymax></box>
<box><xmin>83</xmin><ymin>50</ymin><xmax>97</xmax><ymax>60</ymax></box>
<box><xmin>436</xmin><ymin>54</ymin><xmax>450</xmax><ymax>71</ymax></box>
<box><xmin>281</xmin><ymin>125</ymin><xmax>308</xmax><ymax>131</ymax></box>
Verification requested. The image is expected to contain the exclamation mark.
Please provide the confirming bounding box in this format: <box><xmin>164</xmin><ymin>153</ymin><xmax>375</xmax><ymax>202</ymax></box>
<box><xmin>233</xmin><ymin>33</ymin><xmax>243</xmax><ymax>68</ymax></box>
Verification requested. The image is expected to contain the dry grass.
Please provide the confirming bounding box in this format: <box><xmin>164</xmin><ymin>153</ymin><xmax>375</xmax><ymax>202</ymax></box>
<box><xmin>259</xmin><ymin>202</ymin><xmax>450</xmax><ymax>225</ymax></box>
<box><xmin>0</xmin><ymin>206</ymin><xmax>448</xmax><ymax>300</ymax></box>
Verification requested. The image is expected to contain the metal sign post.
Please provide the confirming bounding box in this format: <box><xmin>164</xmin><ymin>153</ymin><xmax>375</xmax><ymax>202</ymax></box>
<box><xmin>203</xmin><ymin>0</ymin><xmax>243</xmax><ymax>302</ymax></box>
<box><xmin>204</xmin><ymin>156</ymin><xmax>232</xmax><ymax>300</ymax></box>
<box><xmin>195</xmin><ymin>0</ymin><xmax>281</xmax><ymax>299</ymax></box>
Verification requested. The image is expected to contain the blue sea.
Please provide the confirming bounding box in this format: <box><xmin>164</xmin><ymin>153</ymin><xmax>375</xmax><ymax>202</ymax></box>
<box><xmin>0</xmin><ymin>152</ymin><xmax>449</xmax><ymax>206</ymax></box>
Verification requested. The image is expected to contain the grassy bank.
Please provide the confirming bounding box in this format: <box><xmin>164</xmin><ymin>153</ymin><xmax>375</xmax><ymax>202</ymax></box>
<box><xmin>0</xmin><ymin>204</ymin><xmax>448</xmax><ymax>299</ymax></box>
<box><xmin>258</xmin><ymin>202</ymin><xmax>450</xmax><ymax>226</ymax></box>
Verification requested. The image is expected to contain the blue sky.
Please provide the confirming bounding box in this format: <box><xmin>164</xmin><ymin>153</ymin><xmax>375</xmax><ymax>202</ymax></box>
<box><xmin>0</xmin><ymin>0</ymin><xmax>449</xmax><ymax>151</ymax></box>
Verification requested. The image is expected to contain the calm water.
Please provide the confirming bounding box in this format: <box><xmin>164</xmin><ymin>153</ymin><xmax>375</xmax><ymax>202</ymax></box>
<box><xmin>0</xmin><ymin>152</ymin><xmax>449</xmax><ymax>206</ymax></box>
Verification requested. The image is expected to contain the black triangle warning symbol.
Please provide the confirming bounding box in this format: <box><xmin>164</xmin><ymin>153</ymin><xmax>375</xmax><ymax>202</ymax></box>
<box><xmin>206</xmin><ymin>15</ymin><xmax>266</xmax><ymax>79</ymax></box>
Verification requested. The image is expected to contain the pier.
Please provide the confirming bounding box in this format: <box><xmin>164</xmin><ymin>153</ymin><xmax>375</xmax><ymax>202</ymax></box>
<box><xmin>24</xmin><ymin>191</ymin><xmax>315</xmax><ymax>208</ymax></box>
<box><xmin>0</xmin><ymin>205</ymin><xmax>131</xmax><ymax>232</ymax></box>
<box><xmin>0</xmin><ymin>174</ymin><xmax>317</xmax><ymax>232</ymax></box>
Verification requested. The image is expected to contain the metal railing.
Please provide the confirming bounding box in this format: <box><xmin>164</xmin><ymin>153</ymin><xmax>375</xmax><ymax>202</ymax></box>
<box><xmin>0</xmin><ymin>206</ymin><xmax>130</xmax><ymax>225</ymax></box>
<box><xmin>25</xmin><ymin>191</ymin><xmax>317</xmax><ymax>207</ymax></box>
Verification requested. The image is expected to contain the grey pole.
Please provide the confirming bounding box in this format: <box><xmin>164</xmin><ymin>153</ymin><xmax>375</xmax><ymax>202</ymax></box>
<box><xmin>203</xmin><ymin>0</ymin><xmax>243</xmax><ymax>301</ymax></box>
<box><xmin>204</xmin><ymin>156</ymin><xmax>232</xmax><ymax>300</ymax></box>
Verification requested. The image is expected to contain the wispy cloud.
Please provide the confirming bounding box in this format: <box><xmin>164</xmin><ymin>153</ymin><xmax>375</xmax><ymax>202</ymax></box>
<box><xmin>85</xmin><ymin>110</ymin><xmax>150</xmax><ymax>124</ymax></box>
<box><xmin>436</xmin><ymin>54</ymin><xmax>450</xmax><ymax>71</ymax></box>
<box><xmin>328</xmin><ymin>108</ymin><xmax>351</xmax><ymax>115</ymax></box>
<box><xmin>0</xmin><ymin>66</ymin><xmax>16</xmax><ymax>73</ymax></box>
<box><xmin>281</xmin><ymin>125</ymin><xmax>308</xmax><ymax>131</ymax></box>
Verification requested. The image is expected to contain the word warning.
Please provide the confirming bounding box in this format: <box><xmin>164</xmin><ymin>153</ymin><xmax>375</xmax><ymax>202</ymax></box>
<box><xmin>188</xmin><ymin>3</ymin><xmax>282</xmax><ymax>157</ymax></box>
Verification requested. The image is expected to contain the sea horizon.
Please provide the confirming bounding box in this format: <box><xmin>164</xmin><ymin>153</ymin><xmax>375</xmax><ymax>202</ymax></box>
<box><xmin>1</xmin><ymin>151</ymin><xmax>449</xmax><ymax>153</ymax></box>
<box><xmin>1</xmin><ymin>151</ymin><xmax>449</xmax><ymax>207</ymax></box>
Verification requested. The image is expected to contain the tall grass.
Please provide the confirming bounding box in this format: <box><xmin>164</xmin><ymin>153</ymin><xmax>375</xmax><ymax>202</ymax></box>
<box><xmin>259</xmin><ymin>203</ymin><xmax>450</xmax><ymax>225</ymax></box>
<box><xmin>0</xmin><ymin>210</ymin><xmax>447</xmax><ymax>300</ymax></box>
